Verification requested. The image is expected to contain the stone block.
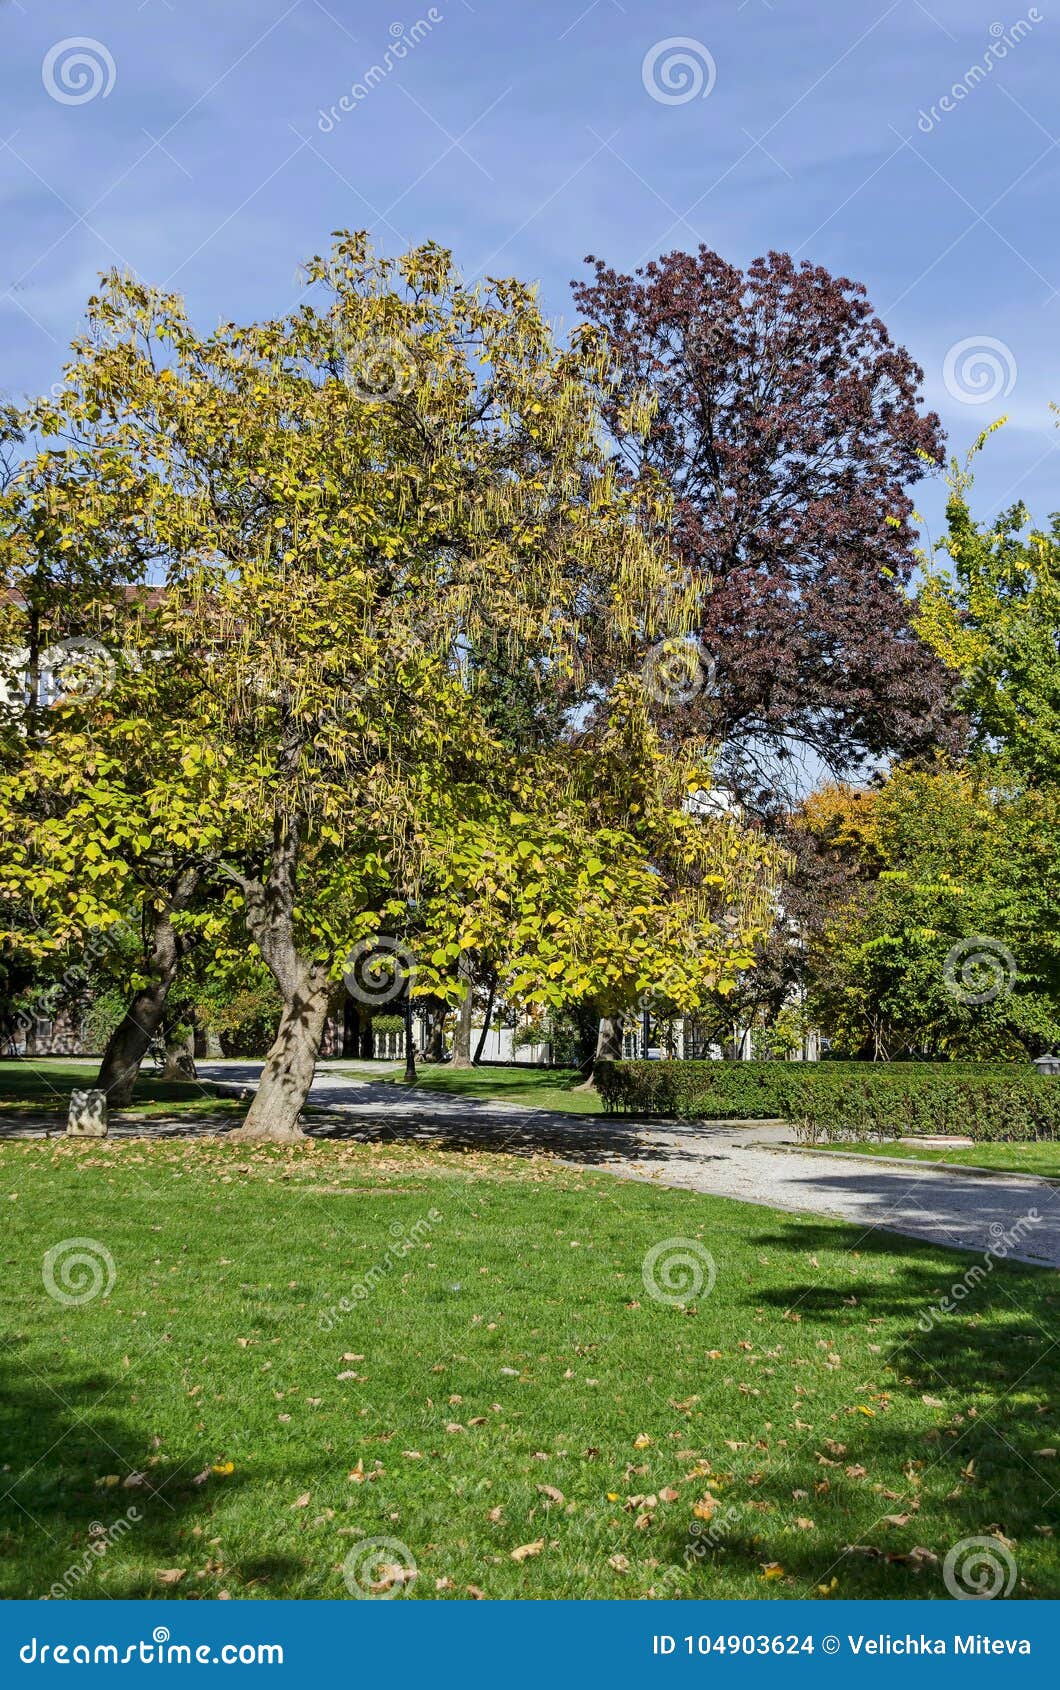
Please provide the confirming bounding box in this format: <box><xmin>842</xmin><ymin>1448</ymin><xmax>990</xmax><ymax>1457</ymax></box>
<box><xmin>66</xmin><ymin>1089</ymin><xmax>108</xmax><ymax>1137</ymax></box>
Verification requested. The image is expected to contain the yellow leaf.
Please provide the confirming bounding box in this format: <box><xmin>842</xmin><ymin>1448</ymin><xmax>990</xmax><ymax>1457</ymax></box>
<box><xmin>510</xmin><ymin>1539</ymin><xmax>545</xmax><ymax>1563</ymax></box>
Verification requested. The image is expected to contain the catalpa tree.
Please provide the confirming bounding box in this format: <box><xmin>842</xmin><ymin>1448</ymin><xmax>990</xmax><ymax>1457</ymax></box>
<box><xmin>2</xmin><ymin>235</ymin><xmax>783</xmax><ymax>1138</ymax></box>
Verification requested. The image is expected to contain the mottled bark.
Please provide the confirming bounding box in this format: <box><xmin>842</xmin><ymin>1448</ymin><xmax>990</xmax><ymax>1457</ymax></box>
<box><xmin>574</xmin><ymin>1013</ymin><xmax>624</xmax><ymax>1089</ymax></box>
<box><xmin>160</xmin><ymin>1027</ymin><xmax>197</xmax><ymax>1082</ymax></box>
<box><xmin>95</xmin><ymin>866</ymin><xmax>200</xmax><ymax>1106</ymax></box>
<box><xmin>472</xmin><ymin>974</ymin><xmax>496</xmax><ymax>1066</ymax></box>
<box><xmin>233</xmin><ymin>967</ymin><xmax>331</xmax><ymax>1142</ymax></box>
<box><xmin>227</xmin><ymin>807</ymin><xmax>331</xmax><ymax>1142</ymax></box>
<box><xmin>449</xmin><ymin>953</ymin><xmax>475</xmax><ymax>1069</ymax></box>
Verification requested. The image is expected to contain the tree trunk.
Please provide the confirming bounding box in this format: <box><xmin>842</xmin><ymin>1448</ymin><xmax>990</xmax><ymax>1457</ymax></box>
<box><xmin>231</xmin><ymin>967</ymin><xmax>331</xmax><ymax>1142</ymax></box>
<box><xmin>574</xmin><ymin>1014</ymin><xmax>623</xmax><ymax>1089</ymax></box>
<box><xmin>224</xmin><ymin>800</ymin><xmax>333</xmax><ymax>1143</ymax></box>
<box><xmin>449</xmin><ymin>953</ymin><xmax>475</xmax><ymax>1069</ymax></box>
<box><xmin>358</xmin><ymin>1007</ymin><xmax>374</xmax><ymax>1061</ymax></box>
<box><xmin>341</xmin><ymin>995</ymin><xmax>358</xmax><ymax>1058</ymax></box>
<box><xmin>95</xmin><ymin>868</ymin><xmax>200</xmax><ymax>1106</ymax></box>
<box><xmin>472</xmin><ymin>974</ymin><xmax>496</xmax><ymax>1066</ymax></box>
<box><xmin>423</xmin><ymin>1001</ymin><xmax>447</xmax><ymax>1063</ymax></box>
<box><xmin>160</xmin><ymin>1027</ymin><xmax>197</xmax><ymax>1082</ymax></box>
<box><xmin>596</xmin><ymin>1015</ymin><xmax>624</xmax><ymax>1062</ymax></box>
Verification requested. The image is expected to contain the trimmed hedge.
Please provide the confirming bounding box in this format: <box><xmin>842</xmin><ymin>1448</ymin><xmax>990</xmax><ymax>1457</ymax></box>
<box><xmin>595</xmin><ymin>1060</ymin><xmax>1060</xmax><ymax>1144</ymax></box>
<box><xmin>794</xmin><ymin>1072</ymin><xmax>1060</xmax><ymax>1145</ymax></box>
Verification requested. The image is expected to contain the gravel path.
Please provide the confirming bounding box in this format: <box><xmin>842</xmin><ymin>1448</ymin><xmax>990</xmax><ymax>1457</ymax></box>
<box><xmin>198</xmin><ymin>1063</ymin><xmax>1060</xmax><ymax>1269</ymax></box>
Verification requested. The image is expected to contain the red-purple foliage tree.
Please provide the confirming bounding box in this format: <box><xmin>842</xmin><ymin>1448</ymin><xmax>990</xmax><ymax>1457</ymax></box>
<box><xmin>572</xmin><ymin>247</ymin><xmax>960</xmax><ymax>813</ymax></box>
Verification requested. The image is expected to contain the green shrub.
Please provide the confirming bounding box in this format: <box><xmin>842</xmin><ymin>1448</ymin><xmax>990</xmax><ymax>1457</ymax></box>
<box><xmin>596</xmin><ymin>1059</ymin><xmax>815</xmax><ymax>1119</ymax></box>
<box><xmin>596</xmin><ymin>1059</ymin><xmax>1059</xmax><ymax>1144</ymax></box>
<box><xmin>795</xmin><ymin>1072</ymin><xmax>1060</xmax><ymax>1145</ymax></box>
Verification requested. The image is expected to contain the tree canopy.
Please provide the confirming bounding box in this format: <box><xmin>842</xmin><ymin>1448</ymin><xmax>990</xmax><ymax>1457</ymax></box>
<box><xmin>0</xmin><ymin>234</ymin><xmax>785</xmax><ymax>1133</ymax></box>
<box><xmin>572</xmin><ymin>245</ymin><xmax>960</xmax><ymax>810</ymax></box>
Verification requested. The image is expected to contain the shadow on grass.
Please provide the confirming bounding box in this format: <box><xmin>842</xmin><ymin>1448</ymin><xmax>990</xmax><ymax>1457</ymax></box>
<box><xmin>659</xmin><ymin>1227</ymin><xmax>1060</xmax><ymax>1599</ymax></box>
<box><xmin>0</xmin><ymin>1344</ymin><xmax>304</xmax><ymax>1599</ymax></box>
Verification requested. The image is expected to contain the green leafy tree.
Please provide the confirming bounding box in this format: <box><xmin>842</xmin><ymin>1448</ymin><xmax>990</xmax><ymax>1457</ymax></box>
<box><xmin>800</xmin><ymin>769</ymin><xmax>1060</xmax><ymax>1058</ymax></box>
<box><xmin>1</xmin><ymin>235</ymin><xmax>784</xmax><ymax>1138</ymax></box>
<box><xmin>918</xmin><ymin>424</ymin><xmax>1060</xmax><ymax>781</ymax></box>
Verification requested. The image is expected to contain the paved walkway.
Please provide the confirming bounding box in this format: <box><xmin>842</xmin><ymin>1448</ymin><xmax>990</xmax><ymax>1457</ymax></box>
<box><xmin>197</xmin><ymin>1063</ymin><xmax>1060</xmax><ymax>1269</ymax></box>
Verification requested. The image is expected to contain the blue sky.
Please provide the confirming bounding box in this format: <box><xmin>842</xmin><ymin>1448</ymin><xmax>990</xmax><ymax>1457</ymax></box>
<box><xmin>3</xmin><ymin>0</ymin><xmax>1060</xmax><ymax>546</ymax></box>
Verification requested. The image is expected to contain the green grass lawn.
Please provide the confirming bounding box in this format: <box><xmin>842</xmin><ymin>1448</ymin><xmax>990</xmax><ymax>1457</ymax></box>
<box><xmin>812</xmin><ymin>1139</ymin><xmax>1060</xmax><ymax>1181</ymax></box>
<box><xmin>381</xmin><ymin>1062</ymin><xmax>605</xmax><ymax>1114</ymax></box>
<box><xmin>3</xmin><ymin>1134</ymin><xmax>1058</xmax><ymax>1601</ymax></box>
<box><xmin>0</xmin><ymin>1058</ymin><xmax>243</xmax><ymax>1121</ymax></box>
